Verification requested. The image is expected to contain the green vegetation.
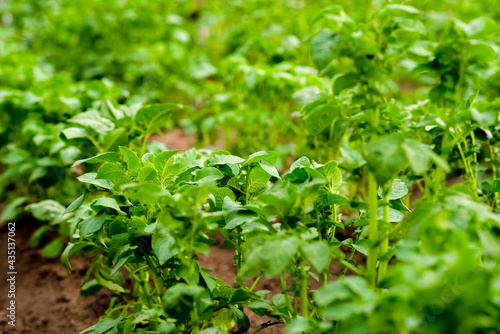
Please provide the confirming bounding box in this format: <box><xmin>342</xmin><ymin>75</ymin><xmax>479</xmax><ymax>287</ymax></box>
<box><xmin>1</xmin><ymin>0</ymin><xmax>500</xmax><ymax>333</ymax></box>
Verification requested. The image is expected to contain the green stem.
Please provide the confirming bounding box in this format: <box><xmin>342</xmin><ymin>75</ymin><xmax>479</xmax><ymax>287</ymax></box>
<box><xmin>470</xmin><ymin>132</ymin><xmax>478</xmax><ymax>193</ymax></box>
<box><xmin>339</xmin><ymin>257</ymin><xmax>363</xmax><ymax>276</ymax></box>
<box><xmin>235</xmin><ymin>227</ymin><xmax>243</xmax><ymax>288</ymax></box>
<box><xmin>300</xmin><ymin>258</ymin><xmax>309</xmax><ymax>318</ymax></box>
<box><xmin>367</xmin><ymin>172</ymin><xmax>379</xmax><ymax>287</ymax></box>
<box><xmin>377</xmin><ymin>191</ymin><xmax>390</xmax><ymax>284</ymax></box>
<box><xmin>143</xmin><ymin>255</ymin><xmax>163</xmax><ymax>304</ymax></box>
<box><xmin>321</xmin><ymin>270</ymin><xmax>328</xmax><ymax>288</ymax></box>
<box><xmin>140</xmin><ymin>129</ymin><xmax>151</xmax><ymax>157</ymax></box>
<box><xmin>330</xmin><ymin>204</ymin><xmax>337</xmax><ymax>242</ymax></box>
<box><xmin>457</xmin><ymin>138</ymin><xmax>475</xmax><ymax>192</ymax></box>
<box><xmin>489</xmin><ymin>142</ymin><xmax>499</xmax><ymax>209</ymax></box>
<box><xmin>140</xmin><ymin>271</ymin><xmax>154</xmax><ymax>310</ymax></box>
<box><xmin>339</xmin><ymin>248</ymin><xmax>356</xmax><ymax>280</ymax></box>
<box><xmin>280</xmin><ymin>271</ymin><xmax>294</xmax><ymax>319</ymax></box>
<box><xmin>249</xmin><ymin>271</ymin><xmax>264</xmax><ymax>292</ymax></box>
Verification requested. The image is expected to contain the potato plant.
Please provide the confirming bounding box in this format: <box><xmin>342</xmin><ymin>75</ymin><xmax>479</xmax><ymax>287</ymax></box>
<box><xmin>1</xmin><ymin>0</ymin><xmax>500</xmax><ymax>333</ymax></box>
<box><xmin>60</xmin><ymin>140</ymin><xmax>500</xmax><ymax>333</ymax></box>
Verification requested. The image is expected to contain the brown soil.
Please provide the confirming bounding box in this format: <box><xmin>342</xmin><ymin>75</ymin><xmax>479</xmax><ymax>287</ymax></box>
<box><xmin>0</xmin><ymin>222</ymin><xmax>111</xmax><ymax>334</ymax></box>
<box><xmin>149</xmin><ymin>128</ymin><xmax>197</xmax><ymax>152</ymax></box>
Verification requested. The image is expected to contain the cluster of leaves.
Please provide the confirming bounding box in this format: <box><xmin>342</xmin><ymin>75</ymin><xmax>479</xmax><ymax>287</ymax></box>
<box><xmin>2</xmin><ymin>0</ymin><xmax>500</xmax><ymax>333</ymax></box>
<box><xmin>59</xmin><ymin>148</ymin><xmax>354</xmax><ymax>333</ymax></box>
<box><xmin>1</xmin><ymin>97</ymin><xmax>183</xmax><ymax>256</ymax></box>
<box><xmin>57</xmin><ymin>141</ymin><xmax>500</xmax><ymax>333</ymax></box>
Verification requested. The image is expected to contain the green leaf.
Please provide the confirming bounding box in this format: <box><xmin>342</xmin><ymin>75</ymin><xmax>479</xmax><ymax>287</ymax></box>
<box><xmin>259</xmin><ymin>161</ymin><xmax>280</xmax><ymax>179</ymax></box>
<box><xmin>78</xmin><ymin>173</ymin><xmax>114</xmax><ymax>189</ymax></box>
<box><xmin>138</xmin><ymin>166</ymin><xmax>157</xmax><ymax>182</ymax></box>
<box><xmin>378</xmin><ymin>4</ymin><xmax>420</xmax><ymax>20</ymax></box>
<box><xmin>317</xmin><ymin>193</ymin><xmax>349</xmax><ymax>207</ymax></box>
<box><xmin>189</xmin><ymin>58</ymin><xmax>217</xmax><ymax>79</ymax></box>
<box><xmin>492</xmin><ymin>179</ymin><xmax>500</xmax><ymax>193</ymax></box>
<box><xmin>160</xmin><ymin>163</ymin><xmax>181</xmax><ymax>187</ymax></box>
<box><xmin>61</xmin><ymin>242</ymin><xmax>75</xmax><ymax>272</ymax></box>
<box><xmin>244</xmin><ymin>151</ymin><xmax>280</xmax><ymax>166</ymax></box>
<box><xmin>79</xmin><ymin>214</ymin><xmax>109</xmax><ymax>237</ymax></box>
<box><xmin>95</xmin><ymin>271</ymin><xmax>125</xmax><ymax>293</ymax></box>
<box><xmin>379</xmin><ymin>179</ymin><xmax>408</xmax><ymax>200</ymax></box>
<box><xmin>153</xmin><ymin>150</ymin><xmax>179</xmax><ymax>171</ymax></box>
<box><xmin>377</xmin><ymin>207</ymin><xmax>405</xmax><ymax>222</ymax></box>
<box><xmin>94</xmin><ymin>317</ymin><xmax>124</xmax><ymax>334</ymax></box>
<box><xmin>152</xmin><ymin>225</ymin><xmax>178</xmax><ymax>265</ymax></box>
<box><xmin>96</xmin><ymin>163</ymin><xmax>126</xmax><ymax>180</ymax></box>
<box><xmin>176</xmin><ymin>148</ymin><xmax>197</xmax><ymax>170</ymax></box>
<box><xmin>209</xmin><ymin>188</ymin><xmax>236</xmax><ymax>211</ymax></box>
<box><xmin>246</xmin><ymin>164</ymin><xmax>272</xmax><ymax>195</ymax></box>
<box><xmin>333</xmin><ymin>73</ymin><xmax>359</xmax><ymax>95</ymax></box>
<box><xmin>119</xmin><ymin>146</ymin><xmax>141</xmax><ymax>172</ymax></box>
<box><xmin>29</xmin><ymin>166</ymin><xmax>47</xmax><ymax>182</ymax></box>
<box><xmin>291</xmin><ymin>156</ymin><xmax>311</xmax><ymax>171</ymax></box>
<box><xmin>153</xmin><ymin>150</ymin><xmax>180</xmax><ymax>185</ymax></box>
<box><xmin>364</xmin><ymin>134</ymin><xmax>408</xmax><ymax>184</ymax></box>
<box><xmin>72</xmin><ymin>152</ymin><xmax>120</xmax><ymax>167</ymax></box>
<box><xmin>103</xmin><ymin>100</ymin><xmax>124</xmax><ymax>119</ymax></box>
<box><xmin>471</xmin><ymin>106</ymin><xmax>497</xmax><ymax>127</ymax></box>
<box><xmin>390</xmin><ymin>198</ymin><xmax>410</xmax><ymax>212</ymax></box>
<box><xmin>285</xmin><ymin>318</ymin><xmax>311</xmax><ymax>334</ymax></box>
<box><xmin>61</xmin><ymin>127</ymin><xmax>87</xmax><ymax>139</ymax></box>
<box><xmin>29</xmin><ymin>226</ymin><xmax>48</xmax><ymax>248</ymax></box>
<box><xmin>468</xmin><ymin>16</ymin><xmax>499</xmax><ymax>38</ymax></box>
<box><xmin>41</xmin><ymin>238</ymin><xmax>64</xmax><ymax>259</ymax></box>
<box><xmin>0</xmin><ymin>197</ymin><xmax>26</xmax><ymax>222</ymax></box>
<box><xmin>222</xmin><ymin>198</ymin><xmax>257</xmax><ymax>230</ymax></box>
<box><xmin>195</xmin><ymin>167</ymin><xmax>224</xmax><ymax>181</ymax></box>
<box><xmin>266</xmin><ymin>237</ymin><xmax>299</xmax><ymax>276</ymax></box>
<box><xmin>352</xmin><ymin>239</ymin><xmax>369</xmax><ymax>256</ymax></box>
<box><xmin>324</xmin><ymin>160</ymin><xmax>342</xmax><ymax>191</ymax></box>
<box><xmin>206</xmin><ymin>153</ymin><xmax>245</xmax><ymax>166</ymax></box>
<box><xmin>467</xmin><ymin>42</ymin><xmax>496</xmax><ymax>63</ymax></box>
<box><xmin>310</xmin><ymin>28</ymin><xmax>339</xmax><ymax>71</ymax></box>
<box><xmin>401</xmin><ymin>139</ymin><xmax>431</xmax><ymax>175</ymax></box>
<box><xmin>302</xmin><ymin>241</ymin><xmax>330</xmax><ymax>271</ymax></box>
<box><xmin>60</xmin><ymin>147</ymin><xmax>80</xmax><ymax>165</ymax></box>
<box><xmin>293</xmin><ymin>86</ymin><xmax>322</xmax><ymax>105</ymax></box>
<box><xmin>402</xmin><ymin>139</ymin><xmax>449</xmax><ymax>174</ymax></box>
<box><xmin>67</xmin><ymin>110</ymin><xmax>114</xmax><ymax>135</ymax></box>
<box><xmin>91</xmin><ymin>197</ymin><xmax>125</xmax><ymax>214</ymax></box>
<box><xmin>25</xmin><ymin>200</ymin><xmax>66</xmax><ymax>223</ymax></box>
<box><xmin>407</xmin><ymin>40</ymin><xmax>435</xmax><ymax>57</ymax></box>
<box><xmin>200</xmin><ymin>327</ymin><xmax>225</xmax><ymax>334</ymax></box>
<box><xmin>65</xmin><ymin>192</ymin><xmax>87</xmax><ymax>214</ymax></box>
<box><xmin>302</xmin><ymin>98</ymin><xmax>338</xmax><ymax>136</ymax></box>
<box><xmin>135</xmin><ymin>103</ymin><xmax>182</xmax><ymax>130</ymax></box>
<box><xmin>241</xmin><ymin>236</ymin><xmax>299</xmax><ymax>278</ymax></box>
<box><xmin>80</xmin><ymin>279</ymin><xmax>103</xmax><ymax>297</ymax></box>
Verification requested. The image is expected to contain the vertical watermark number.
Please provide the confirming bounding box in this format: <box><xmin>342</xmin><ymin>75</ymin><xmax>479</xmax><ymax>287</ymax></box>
<box><xmin>6</xmin><ymin>222</ymin><xmax>16</xmax><ymax>327</ymax></box>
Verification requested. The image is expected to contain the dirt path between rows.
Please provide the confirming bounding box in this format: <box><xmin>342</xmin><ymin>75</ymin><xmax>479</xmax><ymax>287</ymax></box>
<box><xmin>0</xmin><ymin>222</ymin><xmax>111</xmax><ymax>334</ymax></box>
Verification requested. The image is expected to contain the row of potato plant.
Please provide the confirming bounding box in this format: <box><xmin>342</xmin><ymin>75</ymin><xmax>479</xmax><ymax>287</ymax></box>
<box><xmin>43</xmin><ymin>140</ymin><xmax>499</xmax><ymax>333</ymax></box>
<box><xmin>1</xmin><ymin>1</ymin><xmax>500</xmax><ymax>333</ymax></box>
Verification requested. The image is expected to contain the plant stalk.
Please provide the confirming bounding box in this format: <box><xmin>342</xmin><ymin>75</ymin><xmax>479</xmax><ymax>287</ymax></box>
<box><xmin>377</xmin><ymin>191</ymin><xmax>390</xmax><ymax>284</ymax></box>
<box><xmin>367</xmin><ymin>172</ymin><xmax>379</xmax><ymax>286</ymax></box>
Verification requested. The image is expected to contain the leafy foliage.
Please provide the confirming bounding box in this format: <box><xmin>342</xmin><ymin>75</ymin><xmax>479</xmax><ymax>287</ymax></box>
<box><xmin>2</xmin><ymin>0</ymin><xmax>500</xmax><ymax>333</ymax></box>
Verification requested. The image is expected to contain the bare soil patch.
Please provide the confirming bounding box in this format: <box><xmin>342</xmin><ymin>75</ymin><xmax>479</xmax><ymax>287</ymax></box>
<box><xmin>0</xmin><ymin>223</ymin><xmax>111</xmax><ymax>334</ymax></box>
